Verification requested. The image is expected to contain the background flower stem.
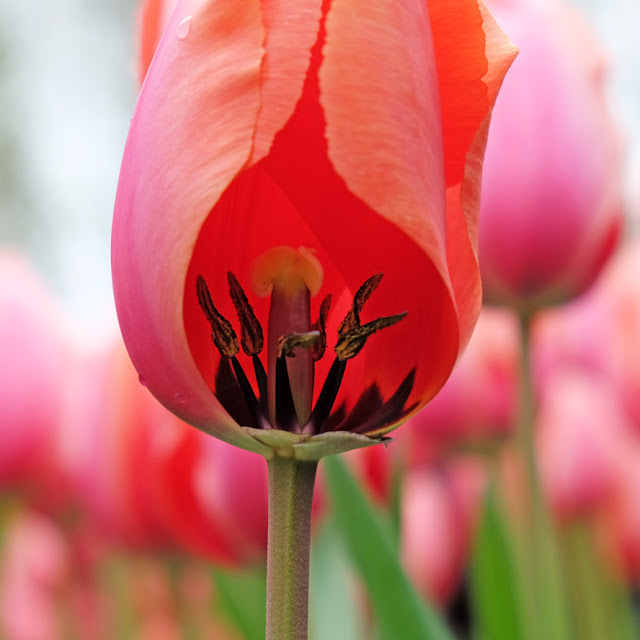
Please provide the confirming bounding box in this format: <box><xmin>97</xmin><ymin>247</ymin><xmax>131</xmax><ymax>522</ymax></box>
<box><xmin>265</xmin><ymin>455</ymin><xmax>318</xmax><ymax>640</ymax></box>
<box><xmin>516</xmin><ymin>313</ymin><xmax>572</xmax><ymax>640</ymax></box>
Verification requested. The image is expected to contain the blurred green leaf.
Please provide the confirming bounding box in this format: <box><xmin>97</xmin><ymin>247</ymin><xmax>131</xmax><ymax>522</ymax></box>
<box><xmin>323</xmin><ymin>454</ymin><xmax>455</xmax><ymax>640</ymax></box>
<box><xmin>470</xmin><ymin>483</ymin><xmax>526</xmax><ymax>640</ymax></box>
<box><xmin>310</xmin><ymin>520</ymin><xmax>366</xmax><ymax>640</ymax></box>
<box><xmin>213</xmin><ymin>566</ymin><xmax>266</xmax><ymax>640</ymax></box>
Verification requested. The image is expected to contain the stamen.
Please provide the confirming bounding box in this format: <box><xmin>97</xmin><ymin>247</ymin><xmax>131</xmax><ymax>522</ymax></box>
<box><xmin>227</xmin><ymin>272</ymin><xmax>263</xmax><ymax>356</ymax></box>
<box><xmin>253</xmin><ymin>354</ymin><xmax>269</xmax><ymax>417</ymax></box>
<box><xmin>338</xmin><ymin>273</ymin><xmax>383</xmax><ymax>337</ymax></box>
<box><xmin>307</xmin><ymin>358</ymin><xmax>347</xmax><ymax>434</ymax></box>
<box><xmin>335</xmin><ymin>312</ymin><xmax>408</xmax><ymax>361</ymax></box>
<box><xmin>231</xmin><ymin>357</ymin><xmax>270</xmax><ymax>429</ymax></box>
<box><xmin>277</xmin><ymin>331</ymin><xmax>321</xmax><ymax>358</ymax></box>
<box><xmin>275</xmin><ymin>355</ymin><xmax>298</xmax><ymax>431</ymax></box>
<box><xmin>196</xmin><ymin>275</ymin><xmax>239</xmax><ymax>358</ymax></box>
<box><xmin>311</xmin><ymin>294</ymin><xmax>332</xmax><ymax>362</ymax></box>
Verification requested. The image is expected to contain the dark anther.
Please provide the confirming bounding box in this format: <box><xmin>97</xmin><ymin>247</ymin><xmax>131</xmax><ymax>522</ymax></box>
<box><xmin>307</xmin><ymin>358</ymin><xmax>347</xmax><ymax>433</ymax></box>
<box><xmin>338</xmin><ymin>273</ymin><xmax>383</xmax><ymax>338</ymax></box>
<box><xmin>196</xmin><ymin>275</ymin><xmax>239</xmax><ymax>358</ymax></box>
<box><xmin>352</xmin><ymin>368</ymin><xmax>416</xmax><ymax>434</ymax></box>
<box><xmin>227</xmin><ymin>272</ymin><xmax>263</xmax><ymax>356</ymax></box>
<box><xmin>275</xmin><ymin>355</ymin><xmax>298</xmax><ymax>431</ymax></box>
<box><xmin>277</xmin><ymin>331</ymin><xmax>321</xmax><ymax>359</ymax></box>
<box><xmin>311</xmin><ymin>294</ymin><xmax>332</xmax><ymax>362</ymax></box>
<box><xmin>252</xmin><ymin>354</ymin><xmax>269</xmax><ymax>417</ymax></box>
<box><xmin>231</xmin><ymin>357</ymin><xmax>270</xmax><ymax>429</ymax></box>
<box><xmin>335</xmin><ymin>311</ymin><xmax>408</xmax><ymax>361</ymax></box>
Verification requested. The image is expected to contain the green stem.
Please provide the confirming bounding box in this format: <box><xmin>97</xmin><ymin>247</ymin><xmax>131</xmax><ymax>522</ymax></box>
<box><xmin>266</xmin><ymin>455</ymin><xmax>318</xmax><ymax>640</ymax></box>
<box><xmin>517</xmin><ymin>313</ymin><xmax>571</xmax><ymax>640</ymax></box>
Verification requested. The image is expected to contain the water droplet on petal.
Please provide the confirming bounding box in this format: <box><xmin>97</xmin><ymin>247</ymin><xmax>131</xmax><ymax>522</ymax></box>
<box><xmin>138</xmin><ymin>374</ymin><xmax>148</xmax><ymax>387</ymax></box>
<box><xmin>175</xmin><ymin>393</ymin><xmax>186</xmax><ymax>405</ymax></box>
<box><xmin>177</xmin><ymin>16</ymin><xmax>192</xmax><ymax>40</ymax></box>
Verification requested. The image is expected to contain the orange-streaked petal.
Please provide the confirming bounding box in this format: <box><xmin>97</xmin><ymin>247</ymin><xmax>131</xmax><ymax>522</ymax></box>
<box><xmin>136</xmin><ymin>0</ymin><xmax>179</xmax><ymax>85</ymax></box>
<box><xmin>248</xmin><ymin>0</ymin><xmax>323</xmax><ymax>164</ymax></box>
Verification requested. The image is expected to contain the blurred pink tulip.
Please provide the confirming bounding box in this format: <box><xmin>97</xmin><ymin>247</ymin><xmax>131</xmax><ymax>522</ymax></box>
<box><xmin>401</xmin><ymin>461</ymin><xmax>485</xmax><ymax>605</ymax></box>
<box><xmin>479</xmin><ymin>0</ymin><xmax>622</xmax><ymax>312</ymax></box>
<box><xmin>597</xmin><ymin>444</ymin><xmax>640</xmax><ymax>582</ymax></box>
<box><xmin>401</xmin><ymin>307</ymin><xmax>520</xmax><ymax>463</ymax></box>
<box><xmin>534</xmin><ymin>238</ymin><xmax>640</xmax><ymax>431</ymax></box>
<box><xmin>0</xmin><ymin>511</ymin><xmax>68</xmax><ymax>640</ymax></box>
<box><xmin>0</xmin><ymin>253</ymin><xmax>67</xmax><ymax>491</ymax></box>
<box><xmin>537</xmin><ymin>373</ymin><xmax>633</xmax><ymax>523</ymax></box>
<box><xmin>68</xmin><ymin>335</ymin><xmax>271</xmax><ymax>563</ymax></box>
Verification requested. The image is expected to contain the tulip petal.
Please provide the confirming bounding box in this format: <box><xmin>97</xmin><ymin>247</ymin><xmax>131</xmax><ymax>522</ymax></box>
<box><xmin>439</xmin><ymin>1</ymin><xmax>518</xmax><ymax>350</ymax></box>
<box><xmin>136</xmin><ymin>0</ymin><xmax>179</xmax><ymax>85</ymax></box>
<box><xmin>113</xmin><ymin>0</ymin><xmax>271</xmax><ymax>453</ymax></box>
<box><xmin>321</xmin><ymin>0</ymin><xmax>449</xmax><ymax>281</ymax></box>
<box><xmin>312</xmin><ymin>0</ymin><xmax>462</xmax><ymax>417</ymax></box>
<box><xmin>248</xmin><ymin>0</ymin><xmax>323</xmax><ymax>164</ymax></box>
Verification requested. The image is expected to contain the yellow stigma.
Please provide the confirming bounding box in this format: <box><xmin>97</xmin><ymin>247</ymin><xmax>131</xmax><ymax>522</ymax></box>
<box><xmin>251</xmin><ymin>246</ymin><xmax>324</xmax><ymax>297</ymax></box>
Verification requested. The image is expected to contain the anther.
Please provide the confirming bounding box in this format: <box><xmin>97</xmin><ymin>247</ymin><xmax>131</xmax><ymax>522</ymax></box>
<box><xmin>335</xmin><ymin>312</ymin><xmax>408</xmax><ymax>361</ymax></box>
<box><xmin>227</xmin><ymin>271</ymin><xmax>264</xmax><ymax>356</ymax></box>
<box><xmin>338</xmin><ymin>273</ymin><xmax>383</xmax><ymax>338</ymax></box>
<box><xmin>277</xmin><ymin>331</ymin><xmax>321</xmax><ymax>359</ymax></box>
<box><xmin>196</xmin><ymin>275</ymin><xmax>239</xmax><ymax>358</ymax></box>
<box><xmin>311</xmin><ymin>294</ymin><xmax>332</xmax><ymax>362</ymax></box>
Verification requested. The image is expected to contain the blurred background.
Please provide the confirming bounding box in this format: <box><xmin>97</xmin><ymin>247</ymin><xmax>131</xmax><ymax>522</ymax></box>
<box><xmin>0</xmin><ymin>0</ymin><xmax>638</xmax><ymax>320</ymax></box>
<box><xmin>1</xmin><ymin>0</ymin><xmax>640</xmax><ymax>639</ymax></box>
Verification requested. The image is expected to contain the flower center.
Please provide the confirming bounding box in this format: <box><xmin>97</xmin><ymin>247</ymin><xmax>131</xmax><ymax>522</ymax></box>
<box><xmin>196</xmin><ymin>246</ymin><xmax>410</xmax><ymax>435</ymax></box>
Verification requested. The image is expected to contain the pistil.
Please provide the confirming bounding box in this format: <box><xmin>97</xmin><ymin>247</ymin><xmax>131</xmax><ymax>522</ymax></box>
<box><xmin>251</xmin><ymin>247</ymin><xmax>324</xmax><ymax>428</ymax></box>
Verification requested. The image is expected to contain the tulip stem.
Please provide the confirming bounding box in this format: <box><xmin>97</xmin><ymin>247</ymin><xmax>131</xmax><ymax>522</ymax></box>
<box><xmin>266</xmin><ymin>455</ymin><xmax>318</xmax><ymax>640</ymax></box>
<box><xmin>516</xmin><ymin>313</ymin><xmax>572</xmax><ymax>640</ymax></box>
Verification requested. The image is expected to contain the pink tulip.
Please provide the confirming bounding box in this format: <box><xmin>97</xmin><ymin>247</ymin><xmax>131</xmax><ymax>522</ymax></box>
<box><xmin>0</xmin><ymin>253</ymin><xmax>67</xmax><ymax>490</ymax></box>
<box><xmin>0</xmin><ymin>511</ymin><xmax>69</xmax><ymax>640</ymax></box>
<box><xmin>478</xmin><ymin>0</ymin><xmax>622</xmax><ymax>312</ymax></box>
<box><xmin>401</xmin><ymin>461</ymin><xmax>485</xmax><ymax>605</ymax></box>
<box><xmin>537</xmin><ymin>372</ymin><xmax>634</xmax><ymax>523</ymax></box>
<box><xmin>596</xmin><ymin>444</ymin><xmax>640</xmax><ymax>582</ymax></box>
<box><xmin>400</xmin><ymin>307</ymin><xmax>520</xmax><ymax>463</ymax></box>
<box><xmin>68</xmin><ymin>335</ymin><xmax>272</xmax><ymax>563</ymax></box>
<box><xmin>534</xmin><ymin>238</ymin><xmax>640</xmax><ymax>431</ymax></box>
<box><xmin>113</xmin><ymin>0</ymin><xmax>517</xmax><ymax>456</ymax></box>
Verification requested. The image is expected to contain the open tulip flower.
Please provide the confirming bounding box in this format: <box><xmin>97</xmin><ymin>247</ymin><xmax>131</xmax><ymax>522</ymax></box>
<box><xmin>113</xmin><ymin>0</ymin><xmax>516</xmax><ymax>457</ymax></box>
<box><xmin>113</xmin><ymin>1</ymin><xmax>516</xmax><ymax>637</ymax></box>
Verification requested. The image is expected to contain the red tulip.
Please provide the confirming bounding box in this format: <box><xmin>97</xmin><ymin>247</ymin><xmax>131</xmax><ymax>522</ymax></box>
<box><xmin>113</xmin><ymin>0</ymin><xmax>517</xmax><ymax>456</ymax></box>
<box><xmin>478</xmin><ymin>0</ymin><xmax>622</xmax><ymax>312</ymax></box>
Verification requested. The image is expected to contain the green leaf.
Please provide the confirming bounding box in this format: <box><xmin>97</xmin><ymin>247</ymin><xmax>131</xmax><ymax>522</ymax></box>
<box><xmin>212</xmin><ymin>566</ymin><xmax>266</xmax><ymax>640</ymax></box>
<box><xmin>470</xmin><ymin>483</ymin><xmax>527</xmax><ymax>640</ymax></box>
<box><xmin>309</xmin><ymin>521</ymin><xmax>366</xmax><ymax>640</ymax></box>
<box><xmin>323</xmin><ymin>454</ymin><xmax>455</xmax><ymax>640</ymax></box>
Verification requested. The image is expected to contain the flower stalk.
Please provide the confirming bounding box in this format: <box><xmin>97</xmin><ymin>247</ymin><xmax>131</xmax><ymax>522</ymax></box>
<box><xmin>265</xmin><ymin>455</ymin><xmax>318</xmax><ymax>640</ymax></box>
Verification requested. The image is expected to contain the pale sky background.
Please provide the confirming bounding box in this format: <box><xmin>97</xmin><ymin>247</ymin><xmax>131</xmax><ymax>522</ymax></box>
<box><xmin>0</xmin><ymin>0</ymin><xmax>638</xmax><ymax>325</ymax></box>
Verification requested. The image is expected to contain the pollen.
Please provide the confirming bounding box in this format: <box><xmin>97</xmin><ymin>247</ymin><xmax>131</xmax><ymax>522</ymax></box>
<box><xmin>250</xmin><ymin>246</ymin><xmax>324</xmax><ymax>298</ymax></box>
